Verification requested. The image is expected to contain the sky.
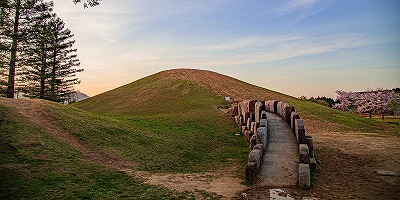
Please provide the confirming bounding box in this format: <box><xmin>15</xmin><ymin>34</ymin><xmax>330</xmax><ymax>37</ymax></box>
<box><xmin>51</xmin><ymin>0</ymin><xmax>400</xmax><ymax>98</ymax></box>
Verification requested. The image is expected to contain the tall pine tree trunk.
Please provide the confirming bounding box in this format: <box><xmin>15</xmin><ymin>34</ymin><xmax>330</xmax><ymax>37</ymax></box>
<box><xmin>40</xmin><ymin>42</ymin><xmax>47</xmax><ymax>99</ymax></box>
<box><xmin>6</xmin><ymin>0</ymin><xmax>21</xmax><ymax>98</ymax></box>
<box><xmin>50</xmin><ymin>34</ymin><xmax>57</xmax><ymax>98</ymax></box>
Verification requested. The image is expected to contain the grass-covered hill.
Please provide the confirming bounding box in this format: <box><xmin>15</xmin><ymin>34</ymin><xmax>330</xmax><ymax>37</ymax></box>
<box><xmin>75</xmin><ymin>68</ymin><xmax>399</xmax><ymax>134</ymax></box>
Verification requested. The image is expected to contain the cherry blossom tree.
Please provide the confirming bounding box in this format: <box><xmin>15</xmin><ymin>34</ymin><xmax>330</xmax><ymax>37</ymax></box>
<box><xmin>333</xmin><ymin>88</ymin><xmax>400</xmax><ymax>120</ymax></box>
<box><xmin>356</xmin><ymin>89</ymin><xmax>380</xmax><ymax>118</ymax></box>
<box><xmin>373</xmin><ymin>89</ymin><xmax>400</xmax><ymax>121</ymax></box>
<box><xmin>333</xmin><ymin>90</ymin><xmax>358</xmax><ymax>111</ymax></box>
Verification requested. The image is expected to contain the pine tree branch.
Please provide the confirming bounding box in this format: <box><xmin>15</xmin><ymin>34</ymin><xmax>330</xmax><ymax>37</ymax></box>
<box><xmin>72</xmin><ymin>0</ymin><xmax>101</xmax><ymax>8</ymax></box>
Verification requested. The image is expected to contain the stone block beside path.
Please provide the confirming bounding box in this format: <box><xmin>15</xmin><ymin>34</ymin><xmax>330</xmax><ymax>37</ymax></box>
<box><xmin>244</xmin><ymin>130</ymin><xmax>252</xmax><ymax>143</ymax></box>
<box><xmin>290</xmin><ymin>112</ymin><xmax>300</xmax><ymax>132</ymax></box>
<box><xmin>228</xmin><ymin>105</ymin><xmax>238</xmax><ymax>116</ymax></box>
<box><xmin>299</xmin><ymin>144</ymin><xmax>310</xmax><ymax>163</ymax></box>
<box><xmin>250</xmin><ymin>135</ymin><xmax>257</xmax><ymax>151</ymax></box>
<box><xmin>305</xmin><ymin>136</ymin><xmax>315</xmax><ymax>158</ymax></box>
<box><xmin>234</xmin><ymin>116</ymin><xmax>240</xmax><ymax>125</ymax></box>
<box><xmin>259</xmin><ymin>119</ymin><xmax>268</xmax><ymax>127</ymax></box>
<box><xmin>277</xmin><ymin>101</ymin><xmax>284</xmax><ymax>117</ymax></box>
<box><xmin>309</xmin><ymin>157</ymin><xmax>317</xmax><ymax>172</ymax></box>
<box><xmin>253</xmin><ymin>122</ymin><xmax>259</xmax><ymax>135</ymax></box>
<box><xmin>250</xmin><ymin>122</ymin><xmax>255</xmax><ymax>134</ymax></box>
<box><xmin>295</xmin><ymin>119</ymin><xmax>306</xmax><ymax>143</ymax></box>
<box><xmin>261</xmin><ymin>110</ymin><xmax>268</xmax><ymax>119</ymax></box>
<box><xmin>246</xmin><ymin>161</ymin><xmax>258</xmax><ymax>183</ymax></box>
<box><xmin>256</xmin><ymin>127</ymin><xmax>268</xmax><ymax>148</ymax></box>
<box><xmin>241</xmin><ymin>126</ymin><xmax>248</xmax><ymax>135</ymax></box>
<box><xmin>249</xmin><ymin>149</ymin><xmax>262</xmax><ymax>171</ymax></box>
<box><xmin>253</xmin><ymin>144</ymin><xmax>266</xmax><ymax>158</ymax></box>
<box><xmin>248</xmin><ymin>100</ymin><xmax>256</xmax><ymax>114</ymax></box>
<box><xmin>299</xmin><ymin>163</ymin><xmax>311</xmax><ymax>187</ymax></box>
<box><xmin>265</xmin><ymin>100</ymin><xmax>276</xmax><ymax>113</ymax></box>
<box><xmin>246</xmin><ymin>118</ymin><xmax>252</xmax><ymax>130</ymax></box>
<box><xmin>284</xmin><ymin>105</ymin><xmax>295</xmax><ymax>125</ymax></box>
<box><xmin>255</xmin><ymin>101</ymin><xmax>264</xmax><ymax>122</ymax></box>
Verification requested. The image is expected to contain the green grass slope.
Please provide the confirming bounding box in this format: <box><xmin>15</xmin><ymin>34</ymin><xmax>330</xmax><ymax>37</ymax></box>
<box><xmin>0</xmin><ymin>99</ymin><xmax>205</xmax><ymax>199</ymax></box>
<box><xmin>75</xmin><ymin>68</ymin><xmax>399</xmax><ymax>134</ymax></box>
<box><xmin>55</xmin><ymin>93</ymin><xmax>248</xmax><ymax>173</ymax></box>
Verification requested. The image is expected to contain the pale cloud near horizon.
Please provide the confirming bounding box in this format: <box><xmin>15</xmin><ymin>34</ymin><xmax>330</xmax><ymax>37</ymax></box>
<box><xmin>115</xmin><ymin>32</ymin><xmax>393</xmax><ymax>67</ymax></box>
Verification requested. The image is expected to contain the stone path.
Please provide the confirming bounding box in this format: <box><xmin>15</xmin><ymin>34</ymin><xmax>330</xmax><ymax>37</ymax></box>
<box><xmin>257</xmin><ymin>112</ymin><xmax>299</xmax><ymax>186</ymax></box>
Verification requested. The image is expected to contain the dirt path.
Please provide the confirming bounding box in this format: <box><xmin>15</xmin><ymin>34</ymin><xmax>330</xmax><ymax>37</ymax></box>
<box><xmin>257</xmin><ymin>112</ymin><xmax>298</xmax><ymax>186</ymax></box>
<box><xmin>0</xmin><ymin>98</ymin><xmax>246</xmax><ymax>199</ymax></box>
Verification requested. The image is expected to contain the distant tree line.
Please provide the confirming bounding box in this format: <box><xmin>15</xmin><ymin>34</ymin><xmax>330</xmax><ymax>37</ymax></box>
<box><xmin>1</xmin><ymin>0</ymin><xmax>83</xmax><ymax>102</ymax></box>
<box><xmin>299</xmin><ymin>96</ymin><xmax>339</xmax><ymax>107</ymax></box>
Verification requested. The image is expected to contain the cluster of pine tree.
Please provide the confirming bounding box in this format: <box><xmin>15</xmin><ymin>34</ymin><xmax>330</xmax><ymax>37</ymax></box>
<box><xmin>0</xmin><ymin>0</ymin><xmax>83</xmax><ymax>102</ymax></box>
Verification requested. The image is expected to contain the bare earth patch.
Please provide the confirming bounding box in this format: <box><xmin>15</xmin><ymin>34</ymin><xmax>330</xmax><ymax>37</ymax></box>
<box><xmin>160</xmin><ymin>68</ymin><xmax>289</xmax><ymax>102</ymax></box>
<box><xmin>309</xmin><ymin>132</ymin><xmax>400</xmax><ymax>199</ymax></box>
<box><xmin>0</xmin><ymin>98</ymin><xmax>247</xmax><ymax>199</ymax></box>
<box><xmin>127</xmin><ymin>168</ymin><xmax>246</xmax><ymax>199</ymax></box>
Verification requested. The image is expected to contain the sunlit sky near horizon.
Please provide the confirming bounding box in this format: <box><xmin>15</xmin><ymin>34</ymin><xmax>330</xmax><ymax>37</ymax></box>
<box><xmin>52</xmin><ymin>0</ymin><xmax>400</xmax><ymax>98</ymax></box>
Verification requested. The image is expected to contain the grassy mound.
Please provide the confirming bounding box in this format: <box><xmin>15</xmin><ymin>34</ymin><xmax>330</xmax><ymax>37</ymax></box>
<box><xmin>76</xmin><ymin>69</ymin><xmax>399</xmax><ymax>134</ymax></box>
<box><xmin>73</xmin><ymin>73</ymin><xmax>252</xmax><ymax>173</ymax></box>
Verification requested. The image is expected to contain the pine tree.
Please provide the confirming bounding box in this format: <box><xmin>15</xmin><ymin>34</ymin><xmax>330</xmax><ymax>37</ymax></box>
<box><xmin>0</xmin><ymin>1</ymin><xmax>12</xmax><ymax>95</ymax></box>
<box><xmin>47</xmin><ymin>16</ymin><xmax>82</xmax><ymax>102</ymax></box>
<box><xmin>21</xmin><ymin>2</ymin><xmax>82</xmax><ymax>102</ymax></box>
<box><xmin>1</xmin><ymin>0</ymin><xmax>44</xmax><ymax>98</ymax></box>
<box><xmin>21</xmin><ymin>0</ymin><xmax>54</xmax><ymax>99</ymax></box>
<box><xmin>2</xmin><ymin>0</ymin><xmax>83</xmax><ymax>101</ymax></box>
<box><xmin>4</xmin><ymin>0</ymin><xmax>21</xmax><ymax>98</ymax></box>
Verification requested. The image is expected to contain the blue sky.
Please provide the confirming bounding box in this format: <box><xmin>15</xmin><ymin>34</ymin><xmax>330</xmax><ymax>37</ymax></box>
<box><xmin>52</xmin><ymin>0</ymin><xmax>400</xmax><ymax>98</ymax></box>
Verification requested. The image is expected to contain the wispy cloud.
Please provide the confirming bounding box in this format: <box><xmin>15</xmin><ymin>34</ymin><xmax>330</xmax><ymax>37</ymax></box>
<box><xmin>204</xmin><ymin>36</ymin><xmax>301</xmax><ymax>51</ymax></box>
<box><xmin>272</xmin><ymin>0</ymin><xmax>335</xmax><ymax>24</ymax></box>
<box><xmin>280</xmin><ymin>0</ymin><xmax>318</xmax><ymax>12</ymax></box>
<box><xmin>187</xmin><ymin>33</ymin><xmax>371</xmax><ymax>65</ymax></box>
<box><xmin>112</xmin><ymin>32</ymin><xmax>393</xmax><ymax>68</ymax></box>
